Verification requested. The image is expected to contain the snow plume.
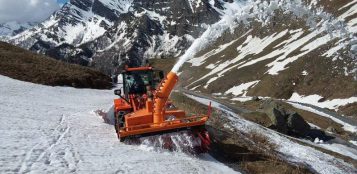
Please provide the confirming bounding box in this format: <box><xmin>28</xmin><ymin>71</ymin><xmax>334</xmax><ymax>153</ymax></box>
<box><xmin>171</xmin><ymin>19</ymin><xmax>233</xmax><ymax>73</ymax></box>
<box><xmin>171</xmin><ymin>1</ymin><xmax>244</xmax><ymax>73</ymax></box>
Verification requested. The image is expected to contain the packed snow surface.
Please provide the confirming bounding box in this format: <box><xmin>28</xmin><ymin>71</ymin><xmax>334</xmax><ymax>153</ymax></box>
<box><xmin>289</xmin><ymin>93</ymin><xmax>357</xmax><ymax>111</ymax></box>
<box><xmin>317</xmin><ymin>143</ymin><xmax>357</xmax><ymax>160</ymax></box>
<box><xmin>225</xmin><ymin>81</ymin><xmax>260</xmax><ymax>96</ymax></box>
<box><xmin>0</xmin><ymin>76</ymin><xmax>238</xmax><ymax>174</ymax></box>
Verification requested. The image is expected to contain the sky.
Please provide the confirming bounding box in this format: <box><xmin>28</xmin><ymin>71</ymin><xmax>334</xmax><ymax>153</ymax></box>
<box><xmin>0</xmin><ymin>0</ymin><xmax>69</xmax><ymax>23</ymax></box>
<box><xmin>57</xmin><ymin>0</ymin><xmax>69</xmax><ymax>5</ymax></box>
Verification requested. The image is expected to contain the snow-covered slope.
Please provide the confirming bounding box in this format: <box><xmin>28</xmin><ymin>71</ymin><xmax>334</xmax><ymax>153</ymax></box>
<box><xmin>178</xmin><ymin>0</ymin><xmax>357</xmax><ymax>115</ymax></box>
<box><xmin>0</xmin><ymin>21</ymin><xmax>36</xmax><ymax>40</ymax></box>
<box><xmin>0</xmin><ymin>75</ymin><xmax>237</xmax><ymax>173</ymax></box>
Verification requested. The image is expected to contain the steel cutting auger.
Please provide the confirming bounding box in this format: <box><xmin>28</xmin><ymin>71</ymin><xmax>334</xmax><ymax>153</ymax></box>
<box><xmin>113</xmin><ymin>66</ymin><xmax>211</xmax><ymax>152</ymax></box>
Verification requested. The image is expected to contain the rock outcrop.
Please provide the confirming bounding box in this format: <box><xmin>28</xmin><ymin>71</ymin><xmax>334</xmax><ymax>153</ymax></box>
<box><xmin>261</xmin><ymin>100</ymin><xmax>311</xmax><ymax>136</ymax></box>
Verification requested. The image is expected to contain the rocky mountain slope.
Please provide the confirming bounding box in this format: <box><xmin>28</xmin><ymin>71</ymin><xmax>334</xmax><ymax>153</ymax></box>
<box><xmin>8</xmin><ymin>0</ymin><xmax>226</xmax><ymax>74</ymax></box>
<box><xmin>177</xmin><ymin>0</ymin><xmax>357</xmax><ymax>117</ymax></box>
<box><xmin>4</xmin><ymin>0</ymin><xmax>357</xmax><ymax>114</ymax></box>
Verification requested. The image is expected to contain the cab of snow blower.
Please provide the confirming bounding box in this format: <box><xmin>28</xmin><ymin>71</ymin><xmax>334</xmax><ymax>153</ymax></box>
<box><xmin>113</xmin><ymin>66</ymin><xmax>211</xmax><ymax>152</ymax></box>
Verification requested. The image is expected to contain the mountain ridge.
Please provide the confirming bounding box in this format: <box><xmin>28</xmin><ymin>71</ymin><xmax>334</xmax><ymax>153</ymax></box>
<box><xmin>2</xmin><ymin>0</ymin><xmax>357</xmax><ymax>110</ymax></box>
<box><xmin>8</xmin><ymin>0</ymin><xmax>228</xmax><ymax>74</ymax></box>
<box><xmin>0</xmin><ymin>21</ymin><xmax>36</xmax><ymax>40</ymax></box>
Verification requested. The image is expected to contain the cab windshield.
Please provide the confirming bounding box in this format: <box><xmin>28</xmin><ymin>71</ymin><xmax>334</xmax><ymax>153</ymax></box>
<box><xmin>122</xmin><ymin>69</ymin><xmax>164</xmax><ymax>98</ymax></box>
<box><xmin>124</xmin><ymin>71</ymin><xmax>151</xmax><ymax>94</ymax></box>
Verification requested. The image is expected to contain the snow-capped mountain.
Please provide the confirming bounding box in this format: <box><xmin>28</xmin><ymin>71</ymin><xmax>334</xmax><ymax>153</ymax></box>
<box><xmin>9</xmin><ymin>0</ymin><xmax>225</xmax><ymax>74</ymax></box>
<box><xmin>6</xmin><ymin>0</ymin><xmax>357</xmax><ymax>106</ymax></box>
<box><xmin>0</xmin><ymin>21</ymin><xmax>36</xmax><ymax>39</ymax></box>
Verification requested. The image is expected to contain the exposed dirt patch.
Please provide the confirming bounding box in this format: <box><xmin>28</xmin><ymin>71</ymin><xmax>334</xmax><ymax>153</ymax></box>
<box><xmin>245</xmin><ymin>43</ymin><xmax>357</xmax><ymax>100</ymax></box>
<box><xmin>0</xmin><ymin>42</ymin><xmax>112</xmax><ymax>89</ymax></box>
<box><xmin>338</xmin><ymin>103</ymin><xmax>357</xmax><ymax>118</ymax></box>
<box><xmin>241</xmin><ymin>112</ymin><xmax>272</xmax><ymax>127</ymax></box>
<box><xmin>312</xmin><ymin>0</ymin><xmax>353</xmax><ymax>16</ymax></box>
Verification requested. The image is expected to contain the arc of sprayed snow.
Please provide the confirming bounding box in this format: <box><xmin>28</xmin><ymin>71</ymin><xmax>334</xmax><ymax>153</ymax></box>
<box><xmin>171</xmin><ymin>15</ymin><xmax>238</xmax><ymax>73</ymax></box>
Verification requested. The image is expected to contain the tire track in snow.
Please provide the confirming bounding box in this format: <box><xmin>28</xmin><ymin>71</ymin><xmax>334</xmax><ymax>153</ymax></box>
<box><xmin>34</xmin><ymin>113</ymin><xmax>82</xmax><ymax>173</ymax></box>
<box><xmin>18</xmin><ymin>114</ymin><xmax>71</xmax><ymax>173</ymax></box>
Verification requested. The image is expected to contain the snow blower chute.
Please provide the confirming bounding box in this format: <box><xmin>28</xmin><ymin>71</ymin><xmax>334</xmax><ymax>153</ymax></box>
<box><xmin>113</xmin><ymin>66</ymin><xmax>211</xmax><ymax>152</ymax></box>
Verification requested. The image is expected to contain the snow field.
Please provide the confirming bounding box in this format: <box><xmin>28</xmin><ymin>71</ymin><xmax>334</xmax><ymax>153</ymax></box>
<box><xmin>289</xmin><ymin>92</ymin><xmax>357</xmax><ymax>112</ymax></box>
<box><xmin>0</xmin><ymin>75</ymin><xmax>238</xmax><ymax>174</ymax></box>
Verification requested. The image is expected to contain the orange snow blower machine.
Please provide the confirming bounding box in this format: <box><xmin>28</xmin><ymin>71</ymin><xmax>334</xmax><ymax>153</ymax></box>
<box><xmin>113</xmin><ymin>66</ymin><xmax>211</xmax><ymax>152</ymax></box>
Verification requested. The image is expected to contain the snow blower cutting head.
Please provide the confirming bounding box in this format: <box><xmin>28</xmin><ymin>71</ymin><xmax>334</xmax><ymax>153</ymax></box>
<box><xmin>113</xmin><ymin>66</ymin><xmax>211</xmax><ymax>152</ymax></box>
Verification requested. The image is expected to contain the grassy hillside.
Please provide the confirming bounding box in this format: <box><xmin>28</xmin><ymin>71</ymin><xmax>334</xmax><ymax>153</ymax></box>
<box><xmin>175</xmin><ymin>0</ymin><xmax>357</xmax><ymax>117</ymax></box>
<box><xmin>0</xmin><ymin>41</ymin><xmax>112</xmax><ymax>89</ymax></box>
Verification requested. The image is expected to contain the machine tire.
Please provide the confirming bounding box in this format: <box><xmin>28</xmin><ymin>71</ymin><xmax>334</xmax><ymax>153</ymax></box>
<box><xmin>119</xmin><ymin>136</ymin><xmax>126</xmax><ymax>142</ymax></box>
<box><xmin>114</xmin><ymin>113</ymin><xmax>118</xmax><ymax>132</ymax></box>
<box><xmin>115</xmin><ymin>112</ymin><xmax>127</xmax><ymax>141</ymax></box>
